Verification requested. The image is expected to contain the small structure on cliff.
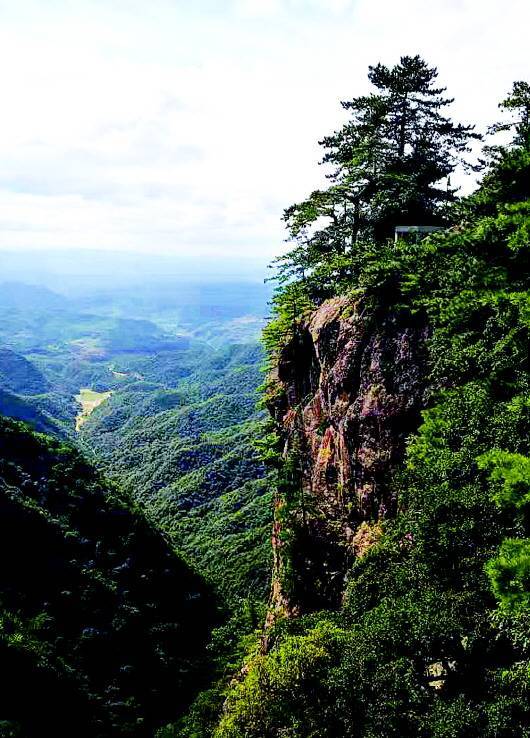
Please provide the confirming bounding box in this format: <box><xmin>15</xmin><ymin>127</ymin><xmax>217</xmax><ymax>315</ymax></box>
<box><xmin>394</xmin><ymin>225</ymin><xmax>444</xmax><ymax>242</ymax></box>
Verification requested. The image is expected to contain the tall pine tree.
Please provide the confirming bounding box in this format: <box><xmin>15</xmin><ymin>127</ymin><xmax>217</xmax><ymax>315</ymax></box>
<box><xmin>276</xmin><ymin>55</ymin><xmax>479</xmax><ymax>297</ymax></box>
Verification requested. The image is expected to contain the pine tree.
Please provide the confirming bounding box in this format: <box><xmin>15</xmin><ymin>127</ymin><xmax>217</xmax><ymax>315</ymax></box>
<box><xmin>489</xmin><ymin>80</ymin><xmax>530</xmax><ymax>148</ymax></box>
<box><xmin>476</xmin><ymin>81</ymin><xmax>530</xmax><ymax>213</ymax></box>
<box><xmin>275</xmin><ymin>56</ymin><xmax>479</xmax><ymax>297</ymax></box>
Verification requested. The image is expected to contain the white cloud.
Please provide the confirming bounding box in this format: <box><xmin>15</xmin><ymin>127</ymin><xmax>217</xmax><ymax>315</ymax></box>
<box><xmin>0</xmin><ymin>0</ymin><xmax>527</xmax><ymax>262</ymax></box>
<box><xmin>234</xmin><ymin>0</ymin><xmax>284</xmax><ymax>17</ymax></box>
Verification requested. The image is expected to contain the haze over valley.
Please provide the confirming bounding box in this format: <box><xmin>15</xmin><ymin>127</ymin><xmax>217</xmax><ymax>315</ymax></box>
<box><xmin>0</xmin><ymin>2</ymin><xmax>529</xmax><ymax>737</ymax></box>
<box><xmin>0</xmin><ymin>256</ymin><xmax>273</xmax><ymax>605</ymax></box>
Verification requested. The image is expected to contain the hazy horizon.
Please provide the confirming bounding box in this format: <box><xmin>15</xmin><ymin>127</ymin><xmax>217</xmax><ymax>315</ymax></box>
<box><xmin>0</xmin><ymin>247</ymin><xmax>272</xmax><ymax>296</ymax></box>
<box><xmin>0</xmin><ymin>0</ymin><xmax>528</xmax><ymax>264</ymax></box>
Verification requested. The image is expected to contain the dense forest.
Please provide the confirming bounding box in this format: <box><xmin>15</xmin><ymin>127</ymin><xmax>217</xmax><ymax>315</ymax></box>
<box><xmin>78</xmin><ymin>342</ymin><xmax>272</xmax><ymax>604</ymax></box>
<box><xmin>207</xmin><ymin>58</ymin><xmax>530</xmax><ymax>738</ymax></box>
<box><xmin>0</xmin><ymin>279</ymin><xmax>272</xmax><ymax>735</ymax></box>
<box><xmin>0</xmin><ymin>55</ymin><xmax>529</xmax><ymax>738</ymax></box>
<box><xmin>0</xmin><ymin>416</ymin><xmax>217</xmax><ymax>737</ymax></box>
<box><xmin>0</xmin><ymin>281</ymin><xmax>273</xmax><ymax>603</ymax></box>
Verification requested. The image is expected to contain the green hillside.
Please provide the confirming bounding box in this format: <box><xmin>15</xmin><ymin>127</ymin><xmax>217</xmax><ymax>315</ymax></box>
<box><xmin>3</xmin><ymin>55</ymin><xmax>528</xmax><ymax>738</ymax></box>
<box><xmin>212</xmin><ymin>65</ymin><xmax>530</xmax><ymax>738</ymax></box>
<box><xmin>0</xmin><ymin>416</ymin><xmax>218</xmax><ymax>738</ymax></box>
<box><xmin>0</xmin><ymin>284</ymin><xmax>273</xmax><ymax>605</ymax></box>
<box><xmin>0</xmin><ymin>389</ymin><xmax>61</xmax><ymax>435</ymax></box>
<box><xmin>0</xmin><ymin>348</ymin><xmax>49</xmax><ymax>395</ymax></box>
<box><xmin>79</xmin><ymin>344</ymin><xmax>273</xmax><ymax>603</ymax></box>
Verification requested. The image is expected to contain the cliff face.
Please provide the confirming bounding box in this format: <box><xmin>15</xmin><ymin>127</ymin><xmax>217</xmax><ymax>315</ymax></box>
<box><xmin>268</xmin><ymin>296</ymin><xmax>428</xmax><ymax>615</ymax></box>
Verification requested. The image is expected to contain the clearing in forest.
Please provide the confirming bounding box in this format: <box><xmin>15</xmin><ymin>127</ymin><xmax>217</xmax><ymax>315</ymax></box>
<box><xmin>75</xmin><ymin>388</ymin><xmax>112</xmax><ymax>431</ymax></box>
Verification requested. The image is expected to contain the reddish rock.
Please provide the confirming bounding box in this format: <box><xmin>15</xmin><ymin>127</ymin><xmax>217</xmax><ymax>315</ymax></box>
<box><xmin>267</xmin><ymin>296</ymin><xmax>427</xmax><ymax>615</ymax></box>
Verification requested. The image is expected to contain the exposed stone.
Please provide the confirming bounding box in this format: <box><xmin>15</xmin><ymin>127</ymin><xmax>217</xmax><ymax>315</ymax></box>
<box><xmin>268</xmin><ymin>296</ymin><xmax>428</xmax><ymax>615</ymax></box>
<box><xmin>351</xmin><ymin>521</ymin><xmax>383</xmax><ymax>558</ymax></box>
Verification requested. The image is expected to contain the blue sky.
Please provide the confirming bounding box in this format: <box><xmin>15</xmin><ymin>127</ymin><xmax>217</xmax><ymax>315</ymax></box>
<box><xmin>0</xmin><ymin>0</ymin><xmax>528</xmax><ymax>263</ymax></box>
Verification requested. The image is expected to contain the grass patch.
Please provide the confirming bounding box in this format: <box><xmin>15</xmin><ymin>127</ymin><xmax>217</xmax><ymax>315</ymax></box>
<box><xmin>75</xmin><ymin>388</ymin><xmax>112</xmax><ymax>431</ymax></box>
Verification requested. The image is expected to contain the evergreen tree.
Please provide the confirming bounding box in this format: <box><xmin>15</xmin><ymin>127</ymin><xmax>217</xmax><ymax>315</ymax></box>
<box><xmin>216</xmin><ymin>79</ymin><xmax>530</xmax><ymax>738</ymax></box>
<box><xmin>475</xmin><ymin>81</ymin><xmax>530</xmax><ymax>215</ymax></box>
<box><xmin>489</xmin><ymin>80</ymin><xmax>530</xmax><ymax>148</ymax></box>
<box><xmin>275</xmin><ymin>55</ymin><xmax>479</xmax><ymax>298</ymax></box>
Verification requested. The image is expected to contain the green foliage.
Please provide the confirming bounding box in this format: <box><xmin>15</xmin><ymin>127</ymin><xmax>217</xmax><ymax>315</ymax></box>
<box><xmin>218</xmin><ymin>76</ymin><xmax>530</xmax><ymax>737</ymax></box>
<box><xmin>479</xmin><ymin>447</ymin><xmax>530</xmax><ymax>613</ymax></box>
<box><xmin>215</xmin><ymin>621</ymin><xmax>347</xmax><ymax>738</ymax></box>
<box><xmin>160</xmin><ymin>599</ymin><xmax>268</xmax><ymax>738</ymax></box>
<box><xmin>0</xmin><ymin>415</ymin><xmax>218</xmax><ymax>737</ymax></box>
<box><xmin>0</xmin><ymin>277</ymin><xmax>274</xmax><ymax>736</ymax></box>
<box><xmin>486</xmin><ymin>538</ymin><xmax>530</xmax><ymax>610</ymax></box>
<box><xmin>79</xmin><ymin>344</ymin><xmax>273</xmax><ymax>604</ymax></box>
<box><xmin>1</xmin><ymin>62</ymin><xmax>529</xmax><ymax>738</ymax></box>
<box><xmin>488</xmin><ymin>80</ymin><xmax>530</xmax><ymax>149</ymax></box>
<box><xmin>478</xmin><ymin>450</ymin><xmax>530</xmax><ymax>509</ymax></box>
<box><xmin>272</xmin><ymin>55</ymin><xmax>478</xmax><ymax>303</ymax></box>
<box><xmin>0</xmin><ymin>348</ymin><xmax>49</xmax><ymax>394</ymax></box>
<box><xmin>261</xmin><ymin>281</ymin><xmax>314</xmax><ymax>396</ymax></box>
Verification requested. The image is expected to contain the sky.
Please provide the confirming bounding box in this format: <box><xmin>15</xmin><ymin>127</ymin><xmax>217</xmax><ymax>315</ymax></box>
<box><xmin>0</xmin><ymin>0</ymin><xmax>528</xmax><ymax>266</ymax></box>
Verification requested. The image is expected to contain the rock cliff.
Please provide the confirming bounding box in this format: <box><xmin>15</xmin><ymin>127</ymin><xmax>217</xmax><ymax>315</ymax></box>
<box><xmin>267</xmin><ymin>296</ymin><xmax>428</xmax><ymax>616</ymax></box>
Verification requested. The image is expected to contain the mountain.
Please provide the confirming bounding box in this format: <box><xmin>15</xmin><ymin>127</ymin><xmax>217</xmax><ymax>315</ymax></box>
<box><xmin>0</xmin><ymin>416</ymin><xmax>218</xmax><ymax>738</ymax></box>
<box><xmin>0</xmin><ymin>349</ymin><xmax>72</xmax><ymax>434</ymax></box>
<box><xmin>1</xmin><ymin>72</ymin><xmax>530</xmax><ymax>738</ymax></box>
<box><xmin>0</xmin><ymin>279</ymin><xmax>273</xmax><ymax>604</ymax></box>
<box><xmin>0</xmin><ymin>348</ymin><xmax>49</xmax><ymax>395</ymax></box>
<box><xmin>0</xmin><ymin>389</ymin><xmax>60</xmax><ymax>435</ymax></box>
<box><xmin>211</xmin><ymin>95</ymin><xmax>530</xmax><ymax>737</ymax></box>
<box><xmin>78</xmin><ymin>343</ymin><xmax>273</xmax><ymax>604</ymax></box>
<box><xmin>0</xmin><ymin>276</ymin><xmax>274</xmax><ymax>735</ymax></box>
<box><xmin>0</xmin><ymin>282</ymin><xmax>69</xmax><ymax>311</ymax></box>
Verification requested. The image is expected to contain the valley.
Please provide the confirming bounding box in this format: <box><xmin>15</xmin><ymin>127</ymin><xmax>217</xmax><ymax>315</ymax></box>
<box><xmin>0</xmin><ymin>41</ymin><xmax>528</xmax><ymax>738</ymax></box>
<box><xmin>0</xmin><ymin>275</ymin><xmax>274</xmax><ymax>604</ymax></box>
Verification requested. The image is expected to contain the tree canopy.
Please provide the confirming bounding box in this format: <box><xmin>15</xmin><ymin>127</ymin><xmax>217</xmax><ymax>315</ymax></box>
<box><xmin>274</xmin><ymin>55</ymin><xmax>479</xmax><ymax>300</ymax></box>
<box><xmin>217</xmin><ymin>74</ymin><xmax>530</xmax><ymax>738</ymax></box>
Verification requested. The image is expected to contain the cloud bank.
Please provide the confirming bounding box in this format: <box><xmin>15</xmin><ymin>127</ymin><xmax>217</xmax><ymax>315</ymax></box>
<box><xmin>0</xmin><ymin>0</ymin><xmax>527</xmax><ymax>260</ymax></box>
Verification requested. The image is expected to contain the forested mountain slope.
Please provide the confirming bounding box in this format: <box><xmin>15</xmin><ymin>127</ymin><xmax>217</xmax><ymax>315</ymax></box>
<box><xmin>2</xmin><ymin>54</ymin><xmax>528</xmax><ymax>738</ymax></box>
<box><xmin>0</xmin><ymin>348</ymin><xmax>49</xmax><ymax>394</ymax></box>
<box><xmin>0</xmin><ymin>280</ymin><xmax>273</xmax><ymax>605</ymax></box>
<box><xmin>210</xmin><ymin>64</ymin><xmax>530</xmax><ymax>738</ymax></box>
<box><xmin>79</xmin><ymin>343</ymin><xmax>273</xmax><ymax>603</ymax></box>
<box><xmin>0</xmin><ymin>416</ymin><xmax>217</xmax><ymax>738</ymax></box>
<box><xmin>0</xmin><ymin>287</ymin><xmax>273</xmax><ymax>735</ymax></box>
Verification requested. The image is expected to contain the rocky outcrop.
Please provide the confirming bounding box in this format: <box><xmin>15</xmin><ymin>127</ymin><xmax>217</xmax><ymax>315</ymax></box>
<box><xmin>267</xmin><ymin>296</ymin><xmax>428</xmax><ymax>614</ymax></box>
